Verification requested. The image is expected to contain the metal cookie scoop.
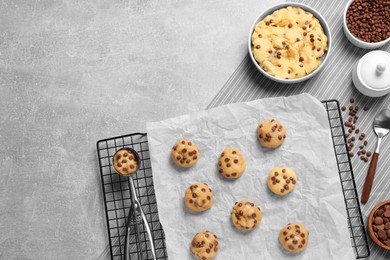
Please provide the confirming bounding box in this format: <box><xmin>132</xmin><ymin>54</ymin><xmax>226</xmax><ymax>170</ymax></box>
<box><xmin>361</xmin><ymin>108</ymin><xmax>390</xmax><ymax>204</ymax></box>
<box><xmin>113</xmin><ymin>148</ymin><xmax>157</xmax><ymax>260</ymax></box>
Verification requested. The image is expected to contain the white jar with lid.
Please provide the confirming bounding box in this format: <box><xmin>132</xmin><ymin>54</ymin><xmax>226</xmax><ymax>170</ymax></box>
<box><xmin>352</xmin><ymin>50</ymin><xmax>390</xmax><ymax>97</ymax></box>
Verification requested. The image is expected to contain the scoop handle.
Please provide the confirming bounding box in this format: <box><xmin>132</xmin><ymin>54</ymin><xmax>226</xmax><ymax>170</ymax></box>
<box><xmin>361</xmin><ymin>152</ymin><xmax>379</xmax><ymax>204</ymax></box>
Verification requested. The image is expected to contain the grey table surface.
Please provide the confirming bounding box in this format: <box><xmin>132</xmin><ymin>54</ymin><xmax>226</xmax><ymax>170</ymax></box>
<box><xmin>0</xmin><ymin>0</ymin><xmax>284</xmax><ymax>259</ymax></box>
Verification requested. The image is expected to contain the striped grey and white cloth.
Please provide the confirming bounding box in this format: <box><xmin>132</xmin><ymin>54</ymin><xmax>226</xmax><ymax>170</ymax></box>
<box><xmin>207</xmin><ymin>0</ymin><xmax>390</xmax><ymax>259</ymax></box>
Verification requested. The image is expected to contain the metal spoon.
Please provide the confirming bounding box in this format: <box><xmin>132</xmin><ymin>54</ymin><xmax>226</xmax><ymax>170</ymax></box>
<box><xmin>361</xmin><ymin>108</ymin><xmax>390</xmax><ymax>204</ymax></box>
<box><xmin>113</xmin><ymin>148</ymin><xmax>157</xmax><ymax>260</ymax></box>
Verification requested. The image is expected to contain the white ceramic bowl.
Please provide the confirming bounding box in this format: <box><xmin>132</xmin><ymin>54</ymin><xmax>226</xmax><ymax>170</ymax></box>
<box><xmin>343</xmin><ymin>0</ymin><xmax>390</xmax><ymax>49</ymax></box>
<box><xmin>352</xmin><ymin>50</ymin><xmax>390</xmax><ymax>97</ymax></box>
<box><xmin>248</xmin><ymin>2</ymin><xmax>332</xmax><ymax>84</ymax></box>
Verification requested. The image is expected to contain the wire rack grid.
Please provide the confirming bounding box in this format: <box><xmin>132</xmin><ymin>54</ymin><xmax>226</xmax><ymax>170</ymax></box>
<box><xmin>323</xmin><ymin>100</ymin><xmax>370</xmax><ymax>259</ymax></box>
<box><xmin>96</xmin><ymin>100</ymin><xmax>370</xmax><ymax>260</ymax></box>
<box><xmin>96</xmin><ymin>133</ymin><xmax>167</xmax><ymax>260</ymax></box>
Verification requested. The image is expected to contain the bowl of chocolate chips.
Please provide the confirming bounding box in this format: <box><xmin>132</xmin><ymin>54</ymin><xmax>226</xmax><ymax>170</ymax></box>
<box><xmin>368</xmin><ymin>200</ymin><xmax>390</xmax><ymax>250</ymax></box>
<box><xmin>343</xmin><ymin>0</ymin><xmax>390</xmax><ymax>49</ymax></box>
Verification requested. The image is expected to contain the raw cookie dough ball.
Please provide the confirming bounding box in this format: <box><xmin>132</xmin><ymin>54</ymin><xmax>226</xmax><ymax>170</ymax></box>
<box><xmin>184</xmin><ymin>183</ymin><xmax>214</xmax><ymax>212</ymax></box>
<box><xmin>113</xmin><ymin>149</ymin><xmax>139</xmax><ymax>176</ymax></box>
<box><xmin>258</xmin><ymin>119</ymin><xmax>286</xmax><ymax>148</ymax></box>
<box><xmin>191</xmin><ymin>231</ymin><xmax>219</xmax><ymax>260</ymax></box>
<box><xmin>267</xmin><ymin>167</ymin><xmax>297</xmax><ymax>195</ymax></box>
<box><xmin>231</xmin><ymin>200</ymin><xmax>262</xmax><ymax>231</ymax></box>
<box><xmin>279</xmin><ymin>222</ymin><xmax>309</xmax><ymax>253</ymax></box>
<box><xmin>171</xmin><ymin>139</ymin><xmax>199</xmax><ymax>168</ymax></box>
<box><xmin>218</xmin><ymin>148</ymin><xmax>246</xmax><ymax>179</ymax></box>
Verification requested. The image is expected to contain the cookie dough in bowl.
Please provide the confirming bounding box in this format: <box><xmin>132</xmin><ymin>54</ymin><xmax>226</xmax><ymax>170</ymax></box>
<box><xmin>191</xmin><ymin>231</ymin><xmax>219</xmax><ymax>260</ymax></box>
<box><xmin>171</xmin><ymin>139</ymin><xmax>199</xmax><ymax>168</ymax></box>
<box><xmin>279</xmin><ymin>222</ymin><xmax>309</xmax><ymax>253</ymax></box>
<box><xmin>184</xmin><ymin>182</ymin><xmax>214</xmax><ymax>213</ymax></box>
<box><xmin>218</xmin><ymin>147</ymin><xmax>246</xmax><ymax>179</ymax></box>
<box><xmin>248</xmin><ymin>3</ymin><xmax>331</xmax><ymax>83</ymax></box>
<box><xmin>231</xmin><ymin>200</ymin><xmax>262</xmax><ymax>231</ymax></box>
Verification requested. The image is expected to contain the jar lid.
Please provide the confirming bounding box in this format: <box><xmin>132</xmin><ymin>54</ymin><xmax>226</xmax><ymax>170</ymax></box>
<box><xmin>357</xmin><ymin>51</ymin><xmax>390</xmax><ymax>90</ymax></box>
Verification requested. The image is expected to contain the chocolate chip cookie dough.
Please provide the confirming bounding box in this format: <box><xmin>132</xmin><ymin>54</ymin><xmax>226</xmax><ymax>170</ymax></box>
<box><xmin>279</xmin><ymin>222</ymin><xmax>309</xmax><ymax>253</ymax></box>
<box><xmin>191</xmin><ymin>231</ymin><xmax>219</xmax><ymax>260</ymax></box>
<box><xmin>267</xmin><ymin>167</ymin><xmax>297</xmax><ymax>195</ymax></box>
<box><xmin>231</xmin><ymin>200</ymin><xmax>262</xmax><ymax>231</ymax></box>
<box><xmin>258</xmin><ymin>119</ymin><xmax>286</xmax><ymax>148</ymax></box>
<box><xmin>171</xmin><ymin>139</ymin><xmax>199</xmax><ymax>168</ymax></box>
<box><xmin>113</xmin><ymin>149</ymin><xmax>139</xmax><ymax>176</ymax></box>
<box><xmin>218</xmin><ymin>148</ymin><xmax>246</xmax><ymax>179</ymax></box>
<box><xmin>184</xmin><ymin>183</ymin><xmax>214</xmax><ymax>213</ymax></box>
<box><xmin>251</xmin><ymin>6</ymin><xmax>328</xmax><ymax>79</ymax></box>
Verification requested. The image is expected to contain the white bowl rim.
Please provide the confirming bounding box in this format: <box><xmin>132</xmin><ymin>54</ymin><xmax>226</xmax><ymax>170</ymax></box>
<box><xmin>343</xmin><ymin>0</ymin><xmax>390</xmax><ymax>47</ymax></box>
<box><xmin>248</xmin><ymin>2</ymin><xmax>332</xmax><ymax>84</ymax></box>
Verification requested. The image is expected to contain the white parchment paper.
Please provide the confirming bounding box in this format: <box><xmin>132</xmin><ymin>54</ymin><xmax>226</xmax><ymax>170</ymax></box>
<box><xmin>146</xmin><ymin>93</ymin><xmax>355</xmax><ymax>259</ymax></box>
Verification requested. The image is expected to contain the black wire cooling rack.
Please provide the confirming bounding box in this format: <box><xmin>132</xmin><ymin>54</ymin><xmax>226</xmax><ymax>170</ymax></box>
<box><xmin>96</xmin><ymin>100</ymin><xmax>370</xmax><ymax>260</ymax></box>
<box><xmin>96</xmin><ymin>133</ymin><xmax>167</xmax><ymax>260</ymax></box>
<box><xmin>323</xmin><ymin>100</ymin><xmax>370</xmax><ymax>259</ymax></box>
